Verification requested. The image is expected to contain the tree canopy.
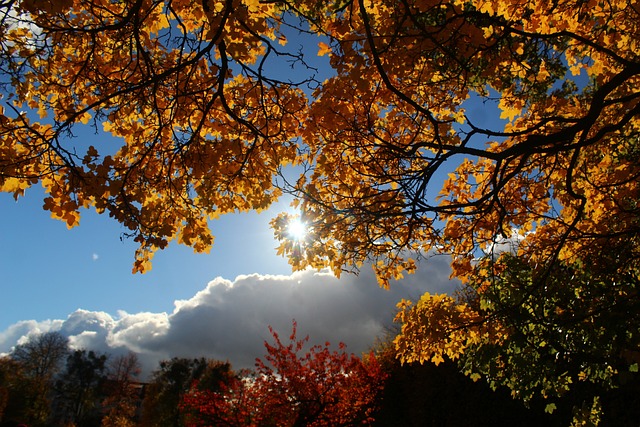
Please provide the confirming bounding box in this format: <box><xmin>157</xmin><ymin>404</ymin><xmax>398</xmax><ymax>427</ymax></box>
<box><xmin>272</xmin><ymin>0</ymin><xmax>640</xmax><ymax>287</ymax></box>
<box><xmin>2</xmin><ymin>1</ymin><xmax>639</xmax><ymax>423</ymax></box>
<box><xmin>1</xmin><ymin>0</ymin><xmax>638</xmax><ymax>281</ymax></box>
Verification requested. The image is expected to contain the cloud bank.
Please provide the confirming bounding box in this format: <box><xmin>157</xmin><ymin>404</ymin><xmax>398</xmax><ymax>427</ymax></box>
<box><xmin>1</xmin><ymin>257</ymin><xmax>456</xmax><ymax>378</ymax></box>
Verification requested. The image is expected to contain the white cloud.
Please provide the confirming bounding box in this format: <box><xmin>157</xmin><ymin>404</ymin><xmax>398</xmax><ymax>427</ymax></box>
<box><xmin>0</xmin><ymin>319</ymin><xmax>64</xmax><ymax>352</ymax></box>
<box><xmin>0</xmin><ymin>257</ymin><xmax>457</xmax><ymax>378</ymax></box>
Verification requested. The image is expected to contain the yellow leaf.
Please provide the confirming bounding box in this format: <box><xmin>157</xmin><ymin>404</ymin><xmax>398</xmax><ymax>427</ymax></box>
<box><xmin>1</xmin><ymin>177</ymin><xmax>30</xmax><ymax>199</ymax></box>
<box><xmin>244</xmin><ymin>0</ymin><xmax>261</xmax><ymax>13</ymax></box>
<box><xmin>480</xmin><ymin>2</ymin><xmax>494</xmax><ymax>15</ymax></box>
<box><xmin>317</xmin><ymin>42</ymin><xmax>331</xmax><ymax>57</ymax></box>
<box><xmin>453</xmin><ymin>110</ymin><xmax>465</xmax><ymax>124</ymax></box>
<box><xmin>79</xmin><ymin>112</ymin><xmax>91</xmax><ymax>124</ymax></box>
<box><xmin>431</xmin><ymin>353</ymin><xmax>445</xmax><ymax>365</ymax></box>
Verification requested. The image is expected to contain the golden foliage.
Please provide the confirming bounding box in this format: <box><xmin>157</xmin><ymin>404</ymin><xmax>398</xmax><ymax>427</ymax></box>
<box><xmin>1</xmin><ymin>0</ymin><xmax>639</xmax><ymax>282</ymax></box>
<box><xmin>1</xmin><ymin>0</ymin><xmax>305</xmax><ymax>272</ymax></box>
<box><xmin>272</xmin><ymin>0</ymin><xmax>640</xmax><ymax>288</ymax></box>
<box><xmin>393</xmin><ymin>293</ymin><xmax>505</xmax><ymax>365</ymax></box>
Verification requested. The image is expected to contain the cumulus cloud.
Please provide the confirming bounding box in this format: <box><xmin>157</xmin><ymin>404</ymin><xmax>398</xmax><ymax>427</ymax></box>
<box><xmin>0</xmin><ymin>319</ymin><xmax>64</xmax><ymax>348</ymax></box>
<box><xmin>0</xmin><ymin>256</ymin><xmax>457</xmax><ymax>378</ymax></box>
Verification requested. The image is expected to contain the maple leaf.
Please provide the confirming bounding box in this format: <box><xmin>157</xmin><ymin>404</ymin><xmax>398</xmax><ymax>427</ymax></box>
<box><xmin>317</xmin><ymin>41</ymin><xmax>332</xmax><ymax>56</ymax></box>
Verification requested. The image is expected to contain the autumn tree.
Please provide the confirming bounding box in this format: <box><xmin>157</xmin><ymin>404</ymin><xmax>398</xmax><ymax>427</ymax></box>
<box><xmin>394</xmin><ymin>248</ymin><xmax>640</xmax><ymax>425</ymax></box>
<box><xmin>0</xmin><ymin>356</ymin><xmax>35</xmax><ymax>425</ymax></box>
<box><xmin>2</xmin><ymin>0</ymin><xmax>640</xmax><ymax>423</ymax></box>
<box><xmin>181</xmin><ymin>321</ymin><xmax>387</xmax><ymax>426</ymax></box>
<box><xmin>0</xmin><ymin>358</ymin><xmax>7</xmax><ymax>422</ymax></box>
<box><xmin>9</xmin><ymin>331</ymin><xmax>69</xmax><ymax>425</ymax></box>
<box><xmin>179</xmin><ymin>361</ymin><xmax>251</xmax><ymax>426</ymax></box>
<box><xmin>271</xmin><ymin>0</ymin><xmax>640</xmax><ymax>287</ymax></box>
<box><xmin>0</xmin><ymin>0</ymin><xmax>309</xmax><ymax>273</ymax></box>
<box><xmin>1</xmin><ymin>0</ymin><xmax>638</xmax><ymax>279</ymax></box>
<box><xmin>101</xmin><ymin>352</ymin><xmax>142</xmax><ymax>427</ymax></box>
<box><xmin>268</xmin><ymin>1</ymin><xmax>639</xmax><ymax>423</ymax></box>
<box><xmin>0</xmin><ymin>0</ymin><xmax>638</xmax><ymax>277</ymax></box>
<box><xmin>140</xmin><ymin>357</ymin><xmax>212</xmax><ymax>427</ymax></box>
<box><xmin>50</xmin><ymin>349</ymin><xmax>109</xmax><ymax>426</ymax></box>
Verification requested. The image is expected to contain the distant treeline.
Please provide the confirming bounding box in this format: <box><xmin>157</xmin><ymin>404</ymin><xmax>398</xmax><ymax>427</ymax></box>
<box><xmin>0</xmin><ymin>329</ymin><xmax>610</xmax><ymax>427</ymax></box>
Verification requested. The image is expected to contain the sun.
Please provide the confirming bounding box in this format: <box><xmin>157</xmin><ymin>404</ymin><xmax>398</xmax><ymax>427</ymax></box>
<box><xmin>287</xmin><ymin>218</ymin><xmax>308</xmax><ymax>241</ymax></box>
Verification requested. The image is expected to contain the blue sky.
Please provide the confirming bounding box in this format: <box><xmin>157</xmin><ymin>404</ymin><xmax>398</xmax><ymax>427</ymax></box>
<box><xmin>0</xmin><ymin>187</ymin><xmax>296</xmax><ymax>328</ymax></box>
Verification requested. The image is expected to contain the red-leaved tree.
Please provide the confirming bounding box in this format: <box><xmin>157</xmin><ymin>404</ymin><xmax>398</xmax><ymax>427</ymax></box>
<box><xmin>181</xmin><ymin>321</ymin><xmax>387</xmax><ymax>426</ymax></box>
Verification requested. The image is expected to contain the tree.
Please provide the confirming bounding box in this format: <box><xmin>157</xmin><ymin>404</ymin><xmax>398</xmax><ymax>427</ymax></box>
<box><xmin>139</xmin><ymin>357</ymin><xmax>211</xmax><ymax>427</ymax></box>
<box><xmin>1</xmin><ymin>0</ymin><xmax>638</xmax><ymax>278</ymax></box>
<box><xmin>11</xmin><ymin>331</ymin><xmax>69</xmax><ymax>384</ymax></box>
<box><xmin>2</xmin><ymin>1</ymin><xmax>639</xmax><ymax>423</ymax></box>
<box><xmin>179</xmin><ymin>362</ymin><xmax>251</xmax><ymax>426</ymax></box>
<box><xmin>0</xmin><ymin>359</ymin><xmax>7</xmax><ymax>422</ymax></box>
<box><xmin>101</xmin><ymin>352</ymin><xmax>142</xmax><ymax>427</ymax></box>
<box><xmin>0</xmin><ymin>0</ymin><xmax>308</xmax><ymax>273</ymax></box>
<box><xmin>9</xmin><ymin>331</ymin><xmax>69</xmax><ymax>425</ymax></box>
<box><xmin>1</xmin><ymin>0</ymin><xmax>634</xmax><ymax>280</ymax></box>
<box><xmin>51</xmin><ymin>349</ymin><xmax>109</xmax><ymax>426</ymax></box>
<box><xmin>394</xmin><ymin>249</ymin><xmax>640</xmax><ymax>425</ymax></box>
<box><xmin>372</xmin><ymin>338</ymin><xmax>556</xmax><ymax>427</ymax></box>
<box><xmin>181</xmin><ymin>321</ymin><xmax>387</xmax><ymax>426</ymax></box>
<box><xmin>0</xmin><ymin>356</ymin><xmax>34</xmax><ymax>425</ymax></box>
<box><xmin>271</xmin><ymin>0</ymin><xmax>640</xmax><ymax>288</ymax></box>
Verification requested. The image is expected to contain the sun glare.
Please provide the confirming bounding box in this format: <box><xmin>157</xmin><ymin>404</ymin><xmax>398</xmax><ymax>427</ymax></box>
<box><xmin>287</xmin><ymin>219</ymin><xmax>308</xmax><ymax>241</ymax></box>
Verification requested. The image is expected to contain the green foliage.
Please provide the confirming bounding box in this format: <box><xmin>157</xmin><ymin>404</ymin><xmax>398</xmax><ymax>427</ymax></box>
<box><xmin>461</xmin><ymin>250</ymin><xmax>640</xmax><ymax>406</ymax></box>
<box><xmin>394</xmin><ymin>236</ymin><xmax>640</xmax><ymax>425</ymax></box>
<box><xmin>428</xmin><ymin>245</ymin><xmax>640</xmax><ymax>426</ymax></box>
